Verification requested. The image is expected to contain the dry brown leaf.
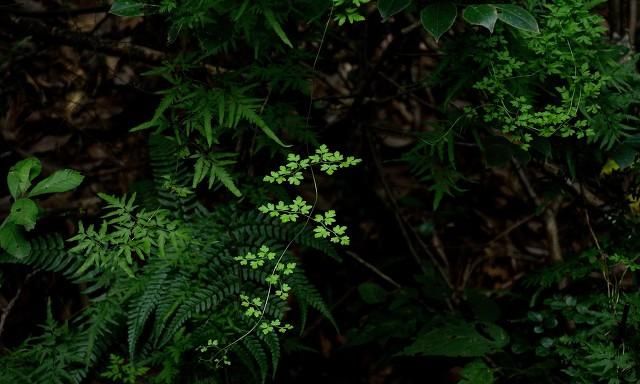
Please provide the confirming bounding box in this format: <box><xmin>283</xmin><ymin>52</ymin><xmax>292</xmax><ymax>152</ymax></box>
<box><xmin>29</xmin><ymin>134</ymin><xmax>72</xmax><ymax>153</ymax></box>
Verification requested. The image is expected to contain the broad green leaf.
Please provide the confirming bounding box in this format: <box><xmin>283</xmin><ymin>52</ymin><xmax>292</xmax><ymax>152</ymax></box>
<box><xmin>0</xmin><ymin>222</ymin><xmax>31</xmax><ymax>258</ymax></box>
<box><xmin>460</xmin><ymin>360</ymin><xmax>494</xmax><ymax>384</ymax></box>
<box><xmin>494</xmin><ymin>4</ymin><xmax>539</xmax><ymax>33</ymax></box>
<box><xmin>358</xmin><ymin>282</ymin><xmax>387</xmax><ymax>304</ymax></box>
<box><xmin>28</xmin><ymin>169</ymin><xmax>84</xmax><ymax>197</ymax></box>
<box><xmin>420</xmin><ymin>3</ymin><xmax>457</xmax><ymax>41</ymax></box>
<box><xmin>9</xmin><ymin>199</ymin><xmax>38</xmax><ymax>231</ymax></box>
<box><xmin>611</xmin><ymin>143</ymin><xmax>637</xmax><ymax>169</ymax></box>
<box><xmin>110</xmin><ymin>0</ymin><xmax>145</xmax><ymax>17</ymax></box>
<box><xmin>378</xmin><ymin>0</ymin><xmax>412</xmax><ymax>20</ymax></box>
<box><xmin>400</xmin><ymin>320</ymin><xmax>508</xmax><ymax>357</ymax></box>
<box><xmin>7</xmin><ymin>158</ymin><xmax>41</xmax><ymax>199</ymax></box>
<box><xmin>463</xmin><ymin>5</ymin><xmax>498</xmax><ymax>32</ymax></box>
<box><xmin>264</xmin><ymin>8</ymin><xmax>294</xmax><ymax>48</ymax></box>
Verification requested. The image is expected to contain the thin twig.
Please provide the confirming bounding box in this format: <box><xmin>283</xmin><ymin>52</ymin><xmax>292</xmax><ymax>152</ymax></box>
<box><xmin>346</xmin><ymin>251</ymin><xmax>402</xmax><ymax>289</ymax></box>
<box><xmin>585</xmin><ymin>209</ymin><xmax>614</xmax><ymax>298</ymax></box>
<box><xmin>5</xmin><ymin>16</ymin><xmax>165</xmax><ymax>64</ymax></box>
<box><xmin>4</xmin><ymin>5</ymin><xmax>110</xmax><ymax>17</ymax></box>
<box><xmin>0</xmin><ymin>271</ymin><xmax>37</xmax><ymax>339</ymax></box>
<box><xmin>486</xmin><ymin>210</ymin><xmax>541</xmax><ymax>245</ymax></box>
<box><xmin>513</xmin><ymin>160</ymin><xmax>564</xmax><ymax>263</ymax></box>
<box><xmin>365</xmin><ymin>128</ymin><xmax>454</xmax><ymax>294</ymax></box>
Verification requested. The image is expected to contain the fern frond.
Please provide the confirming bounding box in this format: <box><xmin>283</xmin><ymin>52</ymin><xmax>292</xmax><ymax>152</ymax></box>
<box><xmin>128</xmin><ymin>264</ymin><xmax>170</xmax><ymax>358</ymax></box>
<box><xmin>259</xmin><ymin>330</ymin><xmax>281</xmax><ymax>379</ymax></box>
<box><xmin>288</xmin><ymin>269</ymin><xmax>337</xmax><ymax>332</ymax></box>
<box><xmin>242</xmin><ymin>333</ymin><xmax>269</xmax><ymax>383</ymax></box>
<box><xmin>0</xmin><ymin>235</ymin><xmax>97</xmax><ymax>283</ymax></box>
<box><xmin>149</xmin><ymin>134</ymin><xmax>205</xmax><ymax>219</ymax></box>
<box><xmin>192</xmin><ymin>153</ymin><xmax>242</xmax><ymax>197</ymax></box>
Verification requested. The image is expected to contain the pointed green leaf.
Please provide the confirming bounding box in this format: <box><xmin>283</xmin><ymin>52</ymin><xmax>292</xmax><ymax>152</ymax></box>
<box><xmin>193</xmin><ymin>157</ymin><xmax>206</xmax><ymax>188</ymax></box>
<box><xmin>420</xmin><ymin>2</ymin><xmax>457</xmax><ymax>41</ymax></box>
<box><xmin>494</xmin><ymin>4</ymin><xmax>539</xmax><ymax>33</ymax></box>
<box><xmin>203</xmin><ymin>110</ymin><xmax>213</xmax><ymax>147</ymax></box>
<box><xmin>378</xmin><ymin>0</ymin><xmax>412</xmax><ymax>20</ymax></box>
<box><xmin>0</xmin><ymin>222</ymin><xmax>31</xmax><ymax>258</ymax></box>
<box><xmin>463</xmin><ymin>5</ymin><xmax>498</xmax><ymax>32</ymax></box>
<box><xmin>28</xmin><ymin>169</ymin><xmax>84</xmax><ymax>197</ymax></box>
<box><xmin>9</xmin><ymin>199</ymin><xmax>38</xmax><ymax>231</ymax></box>
<box><xmin>7</xmin><ymin>158</ymin><xmax>41</xmax><ymax>199</ymax></box>
<box><xmin>212</xmin><ymin>166</ymin><xmax>242</xmax><ymax>197</ymax></box>
<box><xmin>130</xmin><ymin>119</ymin><xmax>159</xmax><ymax>132</ymax></box>
<box><xmin>217</xmin><ymin>92</ymin><xmax>226</xmax><ymax>127</ymax></box>
<box><xmin>264</xmin><ymin>8</ymin><xmax>293</xmax><ymax>48</ymax></box>
<box><xmin>243</xmin><ymin>109</ymin><xmax>291</xmax><ymax>147</ymax></box>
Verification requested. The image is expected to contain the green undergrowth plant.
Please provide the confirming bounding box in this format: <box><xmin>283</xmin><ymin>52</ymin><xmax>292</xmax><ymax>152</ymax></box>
<box><xmin>346</xmin><ymin>273</ymin><xmax>508</xmax><ymax>382</ymax></box>
<box><xmin>467</xmin><ymin>0</ymin><xmax>640</xmax><ymax>148</ymax></box>
<box><xmin>345</xmin><ymin>232</ymin><xmax>640</xmax><ymax>383</ymax></box>
<box><xmin>0</xmin><ymin>137</ymin><xmax>360</xmax><ymax>383</ymax></box>
<box><xmin>377</xmin><ymin>0</ymin><xmax>539</xmax><ymax>40</ymax></box>
<box><xmin>404</xmin><ymin>0</ymin><xmax>640</xmax><ymax>209</ymax></box>
<box><xmin>109</xmin><ymin>0</ymin><xmax>344</xmax><ymax>197</ymax></box>
<box><xmin>365</xmin><ymin>1</ymin><xmax>640</xmax><ymax>382</ymax></box>
<box><xmin>0</xmin><ymin>158</ymin><xmax>83</xmax><ymax>258</ymax></box>
<box><xmin>518</xmin><ymin>247</ymin><xmax>640</xmax><ymax>383</ymax></box>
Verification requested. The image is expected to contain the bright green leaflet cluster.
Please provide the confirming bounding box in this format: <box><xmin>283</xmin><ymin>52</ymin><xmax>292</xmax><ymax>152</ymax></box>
<box><xmin>68</xmin><ymin>193</ymin><xmax>190</xmax><ymax>276</ymax></box>
<box><xmin>259</xmin><ymin>319</ymin><xmax>294</xmax><ymax>335</ymax></box>
<box><xmin>234</xmin><ymin>245</ymin><xmax>277</xmax><ymax>269</ymax></box>
<box><xmin>235</xmin><ymin>244</ymin><xmax>295</xmax><ymax>335</ymax></box>
<box><xmin>469</xmin><ymin>0</ymin><xmax>622</xmax><ymax>148</ymax></box>
<box><xmin>263</xmin><ymin>145</ymin><xmax>361</xmax><ymax>185</ymax></box>
<box><xmin>259</xmin><ymin>199</ymin><xmax>350</xmax><ymax>245</ymax></box>
<box><xmin>197</xmin><ymin>338</ymin><xmax>220</xmax><ymax>353</ymax></box>
<box><xmin>235</xmin><ymin>244</ymin><xmax>295</xmax><ymax>298</ymax></box>
<box><xmin>1</xmin><ymin>158</ymin><xmax>83</xmax><ymax>258</ymax></box>
<box><xmin>240</xmin><ymin>294</ymin><xmax>266</xmax><ymax>318</ymax></box>
<box><xmin>258</xmin><ymin>145</ymin><xmax>360</xmax><ymax>243</ymax></box>
<box><xmin>225</xmin><ymin>147</ymin><xmax>360</xmax><ymax>363</ymax></box>
<box><xmin>198</xmin><ymin>340</ymin><xmax>231</xmax><ymax>368</ymax></box>
<box><xmin>333</xmin><ymin>0</ymin><xmax>371</xmax><ymax>25</ymax></box>
<box><xmin>234</xmin><ymin>244</ymin><xmax>295</xmax><ymax>301</ymax></box>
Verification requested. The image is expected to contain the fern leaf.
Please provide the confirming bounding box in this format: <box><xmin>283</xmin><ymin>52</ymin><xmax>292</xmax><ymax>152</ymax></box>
<box><xmin>242</xmin><ymin>334</ymin><xmax>269</xmax><ymax>383</ymax></box>
<box><xmin>128</xmin><ymin>265</ymin><xmax>169</xmax><ymax>358</ymax></box>
<box><xmin>289</xmin><ymin>270</ymin><xmax>338</xmax><ymax>332</ymax></box>
<box><xmin>263</xmin><ymin>8</ymin><xmax>293</xmax><ymax>48</ymax></box>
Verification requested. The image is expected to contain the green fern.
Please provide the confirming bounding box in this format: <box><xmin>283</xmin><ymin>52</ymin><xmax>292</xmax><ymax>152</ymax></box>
<box><xmin>0</xmin><ymin>137</ymin><xmax>352</xmax><ymax>383</ymax></box>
